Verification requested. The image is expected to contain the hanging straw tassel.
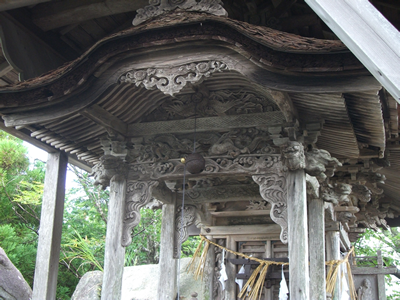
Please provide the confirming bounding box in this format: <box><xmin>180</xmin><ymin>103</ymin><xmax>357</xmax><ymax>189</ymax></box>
<box><xmin>187</xmin><ymin>236</ymin><xmax>211</xmax><ymax>280</ymax></box>
<box><xmin>326</xmin><ymin>247</ymin><xmax>356</xmax><ymax>300</ymax></box>
<box><xmin>238</xmin><ymin>262</ymin><xmax>273</xmax><ymax>300</ymax></box>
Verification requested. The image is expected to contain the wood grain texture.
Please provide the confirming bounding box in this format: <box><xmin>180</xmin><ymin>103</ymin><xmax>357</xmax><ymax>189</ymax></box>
<box><xmin>326</xmin><ymin>231</ymin><xmax>340</xmax><ymax>299</ymax></box>
<box><xmin>308</xmin><ymin>198</ymin><xmax>326</xmax><ymax>300</ymax></box>
<box><xmin>101</xmin><ymin>174</ymin><xmax>126</xmax><ymax>300</ymax></box>
<box><xmin>157</xmin><ymin>197</ymin><xmax>177</xmax><ymax>300</ymax></box>
<box><xmin>32</xmin><ymin>152</ymin><xmax>67</xmax><ymax>300</ymax></box>
<box><xmin>287</xmin><ymin>169</ymin><xmax>309</xmax><ymax>300</ymax></box>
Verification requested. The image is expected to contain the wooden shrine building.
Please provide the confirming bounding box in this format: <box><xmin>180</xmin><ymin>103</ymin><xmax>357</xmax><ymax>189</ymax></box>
<box><xmin>0</xmin><ymin>0</ymin><xmax>400</xmax><ymax>299</ymax></box>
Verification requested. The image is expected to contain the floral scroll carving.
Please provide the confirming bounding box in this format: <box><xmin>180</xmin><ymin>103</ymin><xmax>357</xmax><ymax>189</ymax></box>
<box><xmin>132</xmin><ymin>0</ymin><xmax>228</xmax><ymax>26</ymax></box>
<box><xmin>253</xmin><ymin>173</ymin><xmax>288</xmax><ymax>243</ymax></box>
<box><xmin>120</xmin><ymin>61</ymin><xmax>228</xmax><ymax>96</ymax></box>
<box><xmin>122</xmin><ymin>180</ymin><xmax>159</xmax><ymax>247</ymax></box>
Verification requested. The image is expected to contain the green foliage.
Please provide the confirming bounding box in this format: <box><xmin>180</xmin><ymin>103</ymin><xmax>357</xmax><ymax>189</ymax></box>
<box><xmin>125</xmin><ymin>207</ymin><xmax>162</xmax><ymax>266</ymax></box>
<box><xmin>181</xmin><ymin>236</ymin><xmax>201</xmax><ymax>258</ymax></box>
<box><xmin>354</xmin><ymin>228</ymin><xmax>400</xmax><ymax>299</ymax></box>
<box><xmin>0</xmin><ymin>224</ymin><xmax>38</xmax><ymax>286</ymax></box>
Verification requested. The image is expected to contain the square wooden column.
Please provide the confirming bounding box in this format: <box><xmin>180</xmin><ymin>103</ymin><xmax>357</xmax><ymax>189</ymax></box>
<box><xmin>32</xmin><ymin>151</ymin><xmax>68</xmax><ymax>300</ymax></box>
<box><xmin>326</xmin><ymin>231</ymin><xmax>340</xmax><ymax>299</ymax></box>
<box><xmin>101</xmin><ymin>174</ymin><xmax>127</xmax><ymax>300</ymax></box>
<box><xmin>308</xmin><ymin>197</ymin><xmax>326</xmax><ymax>300</ymax></box>
<box><xmin>287</xmin><ymin>169</ymin><xmax>309</xmax><ymax>300</ymax></box>
<box><xmin>157</xmin><ymin>195</ymin><xmax>177</xmax><ymax>300</ymax></box>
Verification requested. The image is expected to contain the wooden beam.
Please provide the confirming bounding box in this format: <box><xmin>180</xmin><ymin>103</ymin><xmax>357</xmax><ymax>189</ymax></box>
<box><xmin>0</xmin><ymin>12</ymin><xmax>65</xmax><ymax>80</ymax></box>
<box><xmin>0</xmin><ymin>61</ymin><xmax>13</xmax><ymax>77</ymax></box>
<box><xmin>81</xmin><ymin>104</ymin><xmax>128</xmax><ymax>136</ymax></box>
<box><xmin>351</xmin><ymin>266</ymin><xmax>399</xmax><ymax>275</ymax></box>
<box><xmin>200</xmin><ymin>224</ymin><xmax>281</xmax><ymax>236</ymax></box>
<box><xmin>305</xmin><ymin>0</ymin><xmax>400</xmax><ymax>103</ymax></box>
<box><xmin>129</xmin><ymin>111</ymin><xmax>286</xmax><ymax>137</ymax></box>
<box><xmin>32</xmin><ymin>0</ymin><xmax>148</xmax><ymax>31</ymax></box>
<box><xmin>32</xmin><ymin>152</ymin><xmax>67</xmax><ymax>300</ymax></box>
<box><xmin>0</xmin><ymin>0</ymin><xmax>50</xmax><ymax>11</ymax></box>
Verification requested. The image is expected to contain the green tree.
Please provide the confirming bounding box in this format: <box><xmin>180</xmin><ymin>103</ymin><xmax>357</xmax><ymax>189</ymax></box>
<box><xmin>0</xmin><ymin>132</ymin><xmax>45</xmax><ymax>287</ymax></box>
<box><xmin>354</xmin><ymin>228</ymin><xmax>400</xmax><ymax>299</ymax></box>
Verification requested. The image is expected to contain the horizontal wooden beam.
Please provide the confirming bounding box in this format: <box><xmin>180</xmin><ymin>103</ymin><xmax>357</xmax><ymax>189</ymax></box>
<box><xmin>305</xmin><ymin>0</ymin><xmax>400</xmax><ymax>103</ymax></box>
<box><xmin>178</xmin><ymin>184</ymin><xmax>263</xmax><ymax>204</ymax></box>
<box><xmin>80</xmin><ymin>104</ymin><xmax>127</xmax><ymax>136</ymax></box>
<box><xmin>351</xmin><ymin>266</ymin><xmax>399</xmax><ymax>275</ymax></box>
<box><xmin>0</xmin><ymin>61</ymin><xmax>13</xmax><ymax>77</ymax></box>
<box><xmin>0</xmin><ymin>0</ymin><xmax>50</xmax><ymax>12</ymax></box>
<box><xmin>200</xmin><ymin>224</ymin><xmax>281</xmax><ymax>236</ymax></box>
<box><xmin>129</xmin><ymin>111</ymin><xmax>287</xmax><ymax>137</ymax></box>
<box><xmin>32</xmin><ymin>0</ymin><xmax>148</xmax><ymax>31</ymax></box>
<box><xmin>210</xmin><ymin>210</ymin><xmax>271</xmax><ymax>217</ymax></box>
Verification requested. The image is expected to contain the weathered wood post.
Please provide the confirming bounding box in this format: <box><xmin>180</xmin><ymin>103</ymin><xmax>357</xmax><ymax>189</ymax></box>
<box><xmin>32</xmin><ymin>151</ymin><xmax>68</xmax><ymax>300</ymax></box>
<box><xmin>287</xmin><ymin>168</ymin><xmax>309</xmax><ymax>299</ymax></box>
<box><xmin>157</xmin><ymin>194</ymin><xmax>177</xmax><ymax>299</ymax></box>
<box><xmin>101</xmin><ymin>174</ymin><xmax>127</xmax><ymax>300</ymax></box>
<box><xmin>282</xmin><ymin>141</ymin><xmax>309</xmax><ymax>300</ymax></box>
<box><xmin>326</xmin><ymin>230</ymin><xmax>340</xmax><ymax>299</ymax></box>
<box><xmin>91</xmin><ymin>153</ymin><xmax>129</xmax><ymax>300</ymax></box>
<box><xmin>307</xmin><ymin>175</ymin><xmax>326</xmax><ymax>300</ymax></box>
<box><xmin>224</xmin><ymin>236</ymin><xmax>237</xmax><ymax>299</ymax></box>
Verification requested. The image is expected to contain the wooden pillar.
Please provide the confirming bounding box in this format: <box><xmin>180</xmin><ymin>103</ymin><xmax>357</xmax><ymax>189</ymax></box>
<box><xmin>287</xmin><ymin>169</ymin><xmax>309</xmax><ymax>300</ymax></box>
<box><xmin>308</xmin><ymin>198</ymin><xmax>326</xmax><ymax>300</ymax></box>
<box><xmin>32</xmin><ymin>151</ymin><xmax>67</xmax><ymax>300</ymax></box>
<box><xmin>157</xmin><ymin>195</ymin><xmax>177</xmax><ymax>300</ymax></box>
<box><xmin>203</xmin><ymin>236</ymin><xmax>215</xmax><ymax>300</ymax></box>
<box><xmin>326</xmin><ymin>231</ymin><xmax>340</xmax><ymax>300</ymax></box>
<box><xmin>101</xmin><ymin>175</ymin><xmax>126</xmax><ymax>300</ymax></box>
<box><xmin>224</xmin><ymin>236</ymin><xmax>237</xmax><ymax>299</ymax></box>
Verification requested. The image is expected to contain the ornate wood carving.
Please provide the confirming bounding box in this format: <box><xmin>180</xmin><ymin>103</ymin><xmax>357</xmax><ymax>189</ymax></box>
<box><xmin>122</xmin><ymin>180</ymin><xmax>159</xmax><ymax>247</ymax></box>
<box><xmin>133</xmin><ymin>0</ymin><xmax>228</xmax><ymax>26</ymax></box>
<box><xmin>127</xmin><ymin>128</ymin><xmax>276</xmax><ymax>164</ymax></box>
<box><xmin>120</xmin><ymin>61</ymin><xmax>228</xmax><ymax>96</ymax></box>
<box><xmin>321</xmin><ymin>183</ymin><xmax>352</xmax><ymax>206</ymax></box>
<box><xmin>281</xmin><ymin>141</ymin><xmax>306</xmax><ymax>171</ymax></box>
<box><xmin>173</xmin><ymin>205</ymin><xmax>197</xmax><ymax>258</ymax></box>
<box><xmin>129</xmin><ymin>154</ymin><xmax>282</xmax><ymax>180</ymax></box>
<box><xmin>213</xmin><ymin>239</ymin><xmax>226</xmax><ymax>300</ymax></box>
<box><xmin>91</xmin><ymin>155</ymin><xmax>128</xmax><ymax>189</ymax></box>
<box><xmin>141</xmin><ymin>89</ymin><xmax>280</xmax><ymax>122</ymax></box>
<box><xmin>253</xmin><ymin>173</ymin><xmax>288</xmax><ymax>243</ymax></box>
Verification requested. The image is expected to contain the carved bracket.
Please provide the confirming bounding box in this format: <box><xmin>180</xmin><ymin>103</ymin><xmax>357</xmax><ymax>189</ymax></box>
<box><xmin>91</xmin><ymin>155</ymin><xmax>128</xmax><ymax>189</ymax></box>
<box><xmin>252</xmin><ymin>173</ymin><xmax>288</xmax><ymax>244</ymax></box>
<box><xmin>120</xmin><ymin>61</ymin><xmax>229</xmax><ymax>96</ymax></box>
<box><xmin>281</xmin><ymin>142</ymin><xmax>342</xmax><ymax>180</ymax></box>
<box><xmin>122</xmin><ymin>180</ymin><xmax>159</xmax><ymax>247</ymax></box>
<box><xmin>173</xmin><ymin>205</ymin><xmax>197</xmax><ymax>258</ymax></box>
<box><xmin>133</xmin><ymin>0</ymin><xmax>228</xmax><ymax>26</ymax></box>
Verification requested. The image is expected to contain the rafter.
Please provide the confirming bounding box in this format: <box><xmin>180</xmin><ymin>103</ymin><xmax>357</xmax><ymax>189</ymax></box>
<box><xmin>32</xmin><ymin>0</ymin><xmax>148</xmax><ymax>31</ymax></box>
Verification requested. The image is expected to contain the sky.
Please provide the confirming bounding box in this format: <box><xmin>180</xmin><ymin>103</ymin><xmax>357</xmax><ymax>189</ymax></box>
<box><xmin>23</xmin><ymin>141</ymin><xmax>79</xmax><ymax>191</ymax></box>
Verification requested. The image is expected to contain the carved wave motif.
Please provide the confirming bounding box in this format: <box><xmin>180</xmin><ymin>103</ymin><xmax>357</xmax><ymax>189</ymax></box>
<box><xmin>122</xmin><ymin>180</ymin><xmax>158</xmax><ymax>247</ymax></box>
<box><xmin>253</xmin><ymin>173</ymin><xmax>288</xmax><ymax>244</ymax></box>
<box><xmin>173</xmin><ymin>205</ymin><xmax>196</xmax><ymax>258</ymax></box>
